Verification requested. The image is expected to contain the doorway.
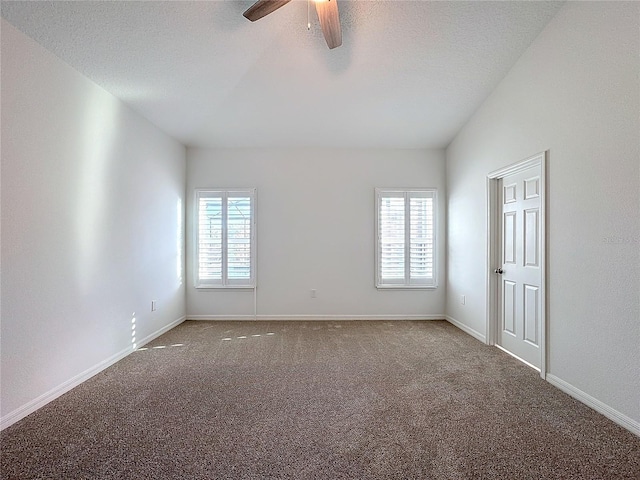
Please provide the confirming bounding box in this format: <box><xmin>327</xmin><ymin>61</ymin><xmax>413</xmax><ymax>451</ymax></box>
<box><xmin>487</xmin><ymin>152</ymin><xmax>547</xmax><ymax>378</ymax></box>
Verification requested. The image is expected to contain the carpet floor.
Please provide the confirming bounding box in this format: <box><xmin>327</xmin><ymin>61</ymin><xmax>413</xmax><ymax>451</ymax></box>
<box><xmin>1</xmin><ymin>320</ymin><xmax>639</xmax><ymax>479</ymax></box>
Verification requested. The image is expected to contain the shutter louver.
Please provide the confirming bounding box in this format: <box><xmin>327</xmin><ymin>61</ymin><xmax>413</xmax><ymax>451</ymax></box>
<box><xmin>227</xmin><ymin>197</ymin><xmax>251</xmax><ymax>279</ymax></box>
<box><xmin>410</xmin><ymin>196</ymin><xmax>434</xmax><ymax>280</ymax></box>
<box><xmin>198</xmin><ymin>196</ymin><xmax>222</xmax><ymax>282</ymax></box>
<box><xmin>379</xmin><ymin>196</ymin><xmax>405</xmax><ymax>281</ymax></box>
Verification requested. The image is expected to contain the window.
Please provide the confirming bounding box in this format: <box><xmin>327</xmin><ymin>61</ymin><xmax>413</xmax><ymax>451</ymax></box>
<box><xmin>195</xmin><ymin>189</ymin><xmax>256</xmax><ymax>288</ymax></box>
<box><xmin>375</xmin><ymin>188</ymin><xmax>436</xmax><ymax>288</ymax></box>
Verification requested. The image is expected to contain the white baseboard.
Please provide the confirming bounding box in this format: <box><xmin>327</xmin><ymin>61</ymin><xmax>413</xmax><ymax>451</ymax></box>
<box><xmin>0</xmin><ymin>315</ymin><xmax>186</xmax><ymax>431</ymax></box>
<box><xmin>186</xmin><ymin>314</ymin><xmax>446</xmax><ymax>321</ymax></box>
<box><xmin>444</xmin><ymin>315</ymin><xmax>487</xmax><ymax>343</ymax></box>
<box><xmin>136</xmin><ymin>315</ymin><xmax>186</xmax><ymax>349</ymax></box>
<box><xmin>546</xmin><ymin>374</ymin><xmax>640</xmax><ymax>437</ymax></box>
<box><xmin>0</xmin><ymin>346</ymin><xmax>131</xmax><ymax>432</ymax></box>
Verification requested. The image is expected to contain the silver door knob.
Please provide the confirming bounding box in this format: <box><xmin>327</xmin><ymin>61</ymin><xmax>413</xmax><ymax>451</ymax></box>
<box><xmin>494</xmin><ymin>268</ymin><xmax>504</xmax><ymax>274</ymax></box>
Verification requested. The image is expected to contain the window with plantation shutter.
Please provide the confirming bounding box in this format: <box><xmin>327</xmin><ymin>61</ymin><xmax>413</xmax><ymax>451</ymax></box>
<box><xmin>375</xmin><ymin>189</ymin><xmax>436</xmax><ymax>288</ymax></box>
<box><xmin>195</xmin><ymin>189</ymin><xmax>256</xmax><ymax>288</ymax></box>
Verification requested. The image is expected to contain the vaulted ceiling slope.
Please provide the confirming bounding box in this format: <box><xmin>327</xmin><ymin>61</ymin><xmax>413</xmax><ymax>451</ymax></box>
<box><xmin>1</xmin><ymin>1</ymin><xmax>564</xmax><ymax>149</ymax></box>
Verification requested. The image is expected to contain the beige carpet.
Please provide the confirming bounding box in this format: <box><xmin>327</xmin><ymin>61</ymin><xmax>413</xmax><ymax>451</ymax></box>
<box><xmin>2</xmin><ymin>320</ymin><xmax>639</xmax><ymax>479</ymax></box>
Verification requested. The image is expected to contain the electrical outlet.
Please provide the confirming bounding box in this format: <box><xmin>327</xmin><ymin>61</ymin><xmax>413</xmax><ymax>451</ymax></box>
<box><xmin>461</xmin><ymin>295</ymin><xmax>466</xmax><ymax>305</ymax></box>
<box><xmin>310</xmin><ymin>289</ymin><xmax>317</xmax><ymax>298</ymax></box>
<box><xmin>151</xmin><ymin>301</ymin><xmax>157</xmax><ymax>312</ymax></box>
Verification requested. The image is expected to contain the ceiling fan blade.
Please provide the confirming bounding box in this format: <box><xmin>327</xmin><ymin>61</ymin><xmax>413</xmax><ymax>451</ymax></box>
<box><xmin>315</xmin><ymin>0</ymin><xmax>342</xmax><ymax>49</ymax></box>
<box><xmin>243</xmin><ymin>0</ymin><xmax>292</xmax><ymax>22</ymax></box>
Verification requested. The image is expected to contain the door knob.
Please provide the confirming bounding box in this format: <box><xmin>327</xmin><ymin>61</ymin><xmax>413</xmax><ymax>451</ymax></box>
<box><xmin>494</xmin><ymin>268</ymin><xmax>504</xmax><ymax>274</ymax></box>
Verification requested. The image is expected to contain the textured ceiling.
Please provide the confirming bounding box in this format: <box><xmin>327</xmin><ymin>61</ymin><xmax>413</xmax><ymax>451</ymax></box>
<box><xmin>1</xmin><ymin>1</ymin><xmax>564</xmax><ymax>148</ymax></box>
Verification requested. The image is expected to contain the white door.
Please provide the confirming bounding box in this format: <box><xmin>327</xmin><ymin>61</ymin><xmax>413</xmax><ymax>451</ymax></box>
<box><xmin>497</xmin><ymin>164</ymin><xmax>542</xmax><ymax>369</ymax></box>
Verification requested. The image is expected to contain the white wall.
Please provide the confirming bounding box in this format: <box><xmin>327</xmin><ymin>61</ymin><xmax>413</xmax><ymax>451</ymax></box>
<box><xmin>0</xmin><ymin>20</ymin><xmax>186</xmax><ymax>426</ymax></box>
<box><xmin>446</xmin><ymin>2</ymin><xmax>639</xmax><ymax>426</ymax></box>
<box><xmin>187</xmin><ymin>148</ymin><xmax>446</xmax><ymax>319</ymax></box>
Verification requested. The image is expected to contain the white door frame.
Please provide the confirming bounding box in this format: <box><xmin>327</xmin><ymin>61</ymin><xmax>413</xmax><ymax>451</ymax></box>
<box><xmin>486</xmin><ymin>151</ymin><xmax>547</xmax><ymax>379</ymax></box>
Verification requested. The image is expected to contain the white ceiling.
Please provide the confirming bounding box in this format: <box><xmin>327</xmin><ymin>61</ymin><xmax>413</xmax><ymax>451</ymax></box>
<box><xmin>1</xmin><ymin>1</ymin><xmax>564</xmax><ymax>149</ymax></box>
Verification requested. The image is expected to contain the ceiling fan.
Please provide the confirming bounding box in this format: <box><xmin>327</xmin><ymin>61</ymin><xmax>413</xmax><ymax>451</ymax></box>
<box><xmin>243</xmin><ymin>0</ymin><xmax>342</xmax><ymax>49</ymax></box>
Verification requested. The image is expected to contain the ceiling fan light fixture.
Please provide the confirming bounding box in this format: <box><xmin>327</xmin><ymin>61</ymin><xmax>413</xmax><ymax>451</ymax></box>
<box><xmin>243</xmin><ymin>0</ymin><xmax>342</xmax><ymax>49</ymax></box>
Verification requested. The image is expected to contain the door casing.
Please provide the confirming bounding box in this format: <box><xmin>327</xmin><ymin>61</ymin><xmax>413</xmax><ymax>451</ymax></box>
<box><xmin>486</xmin><ymin>151</ymin><xmax>547</xmax><ymax>379</ymax></box>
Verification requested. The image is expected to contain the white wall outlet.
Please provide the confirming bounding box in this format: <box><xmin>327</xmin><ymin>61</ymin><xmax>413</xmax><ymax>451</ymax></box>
<box><xmin>151</xmin><ymin>301</ymin><xmax>157</xmax><ymax>312</ymax></box>
<box><xmin>461</xmin><ymin>295</ymin><xmax>466</xmax><ymax>305</ymax></box>
<box><xmin>310</xmin><ymin>289</ymin><xmax>317</xmax><ymax>298</ymax></box>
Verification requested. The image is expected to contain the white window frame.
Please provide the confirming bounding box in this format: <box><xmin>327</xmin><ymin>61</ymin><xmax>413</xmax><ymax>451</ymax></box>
<box><xmin>195</xmin><ymin>188</ymin><xmax>256</xmax><ymax>289</ymax></box>
<box><xmin>375</xmin><ymin>188</ymin><xmax>437</xmax><ymax>289</ymax></box>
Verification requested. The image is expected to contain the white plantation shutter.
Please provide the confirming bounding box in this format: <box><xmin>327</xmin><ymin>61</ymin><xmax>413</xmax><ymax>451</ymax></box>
<box><xmin>376</xmin><ymin>189</ymin><xmax>436</xmax><ymax>288</ymax></box>
<box><xmin>409</xmin><ymin>194</ymin><xmax>434</xmax><ymax>281</ymax></box>
<box><xmin>379</xmin><ymin>195</ymin><xmax>406</xmax><ymax>282</ymax></box>
<box><xmin>198</xmin><ymin>196</ymin><xmax>223</xmax><ymax>283</ymax></box>
<box><xmin>227</xmin><ymin>196</ymin><xmax>252</xmax><ymax>281</ymax></box>
<box><xmin>196</xmin><ymin>189</ymin><xmax>255</xmax><ymax>288</ymax></box>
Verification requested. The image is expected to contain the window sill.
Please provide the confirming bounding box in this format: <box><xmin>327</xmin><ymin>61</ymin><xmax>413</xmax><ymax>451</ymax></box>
<box><xmin>376</xmin><ymin>285</ymin><xmax>438</xmax><ymax>290</ymax></box>
<box><xmin>195</xmin><ymin>285</ymin><xmax>255</xmax><ymax>290</ymax></box>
